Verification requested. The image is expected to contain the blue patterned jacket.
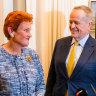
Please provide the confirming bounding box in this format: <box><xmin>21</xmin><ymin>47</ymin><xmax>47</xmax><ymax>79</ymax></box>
<box><xmin>0</xmin><ymin>46</ymin><xmax>45</xmax><ymax>96</ymax></box>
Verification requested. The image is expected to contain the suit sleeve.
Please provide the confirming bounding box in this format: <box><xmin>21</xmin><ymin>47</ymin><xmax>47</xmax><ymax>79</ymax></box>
<box><xmin>45</xmin><ymin>41</ymin><xmax>58</xmax><ymax>96</ymax></box>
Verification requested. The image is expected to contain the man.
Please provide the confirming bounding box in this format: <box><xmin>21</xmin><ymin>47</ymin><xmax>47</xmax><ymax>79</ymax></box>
<box><xmin>45</xmin><ymin>5</ymin><xmax>96</xmax><ymax>96</ymax></box>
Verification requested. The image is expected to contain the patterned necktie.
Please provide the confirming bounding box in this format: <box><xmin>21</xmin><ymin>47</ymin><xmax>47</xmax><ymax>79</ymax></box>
<box><xmin>65</xmin><ymin>42</ymin><xmax>79</xmax><ymax>96</ymax></box>
<box><xmin>67</xmin><ymin>42</ymin><xmax>79</xmax><ymax>77</ymax></box>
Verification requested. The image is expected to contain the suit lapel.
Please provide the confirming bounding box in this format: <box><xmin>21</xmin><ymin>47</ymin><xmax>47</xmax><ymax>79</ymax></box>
<box><xmin>55</xmin><ymin>37</ymin><xmax>72</xmax><ymax>78</ymax></box>
<box><xmin>59</xmin><ymin>36</ymin><xmax>72</xmax><ymax>63</ymax></box>
<box><xmin>71</xmin><ymin>35</ymin><xmax>96</xmax><ymax>78</ymax></box>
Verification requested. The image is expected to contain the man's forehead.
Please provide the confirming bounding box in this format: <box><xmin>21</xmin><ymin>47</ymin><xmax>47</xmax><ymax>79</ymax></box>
<box><xmin>70</xmin><ymin>9</ymin><xmax>87</xmax><ymax>19</ymax></box>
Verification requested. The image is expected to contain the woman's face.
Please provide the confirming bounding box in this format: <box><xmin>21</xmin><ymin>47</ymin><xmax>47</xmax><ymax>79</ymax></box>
<box><xmin>13</xmin><ymin>21</ymin><xmax>32</xmax><ymax>47</ymax></box>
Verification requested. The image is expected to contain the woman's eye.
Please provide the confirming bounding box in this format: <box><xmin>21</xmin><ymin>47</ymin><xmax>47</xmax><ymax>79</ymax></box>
<box><xmin>24</xmin><ymin>29</ymin><xmax>29</xmax><ymax>32</ymax></box>
<box><xmin>69</xmin><ymin>21</ymin><xmax>72</xmax><ymax>24</ymax></box>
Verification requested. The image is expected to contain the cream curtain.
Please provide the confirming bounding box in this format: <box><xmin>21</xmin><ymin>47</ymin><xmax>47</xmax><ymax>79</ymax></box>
<box><xmin>36</xmin><ymin>0</ymin><xmax>67</xmax><ymax>82</ymax></box>
<box><xmin>0</xmin><ymin>0</ymin><xmax>4</xmax><ymax>44</ymax></box>
<box><xmin>26</xmin><ymin>0</ymin><xmax>89</xmax><ymax>83</ymax></box>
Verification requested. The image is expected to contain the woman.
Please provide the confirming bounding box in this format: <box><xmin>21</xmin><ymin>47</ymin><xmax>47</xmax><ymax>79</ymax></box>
<box><xmin>0</xmin><ymin>11</ymin><xmax>45</xmax><ymax>96</ymax></box>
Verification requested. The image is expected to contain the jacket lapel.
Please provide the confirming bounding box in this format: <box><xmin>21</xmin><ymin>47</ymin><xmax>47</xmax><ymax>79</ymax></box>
<box><xmin>70</xmin><ymin>35</ymin><xmax>96</xmax><ymax>78</ymax></box>
<box><xmin>58</xmin><ymin>37</ymin><xmax>72</xmax><ymax>77</ymax></box>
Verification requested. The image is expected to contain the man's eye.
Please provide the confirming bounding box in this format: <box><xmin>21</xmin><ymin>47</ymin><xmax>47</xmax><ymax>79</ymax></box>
<box><xmin>75</xmin><ymin>22</ymin><xmax>80</xmax><ymax>25</ymax></box>
<box><xmin>69</xmin><ymin>21</ymin><xmax>80</xmax><ymax>25</ymax></box>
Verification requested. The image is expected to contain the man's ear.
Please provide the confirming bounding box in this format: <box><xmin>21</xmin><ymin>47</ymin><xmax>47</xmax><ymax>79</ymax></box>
<box><xmin>89</xmin><ymin>21</ymin><xmax>93</xmax><ymax>27</ymax></box>
<box><xmin>8</xmin><ymin>27</ymin><xmax>14</xmax><ymax>38</ymax></box>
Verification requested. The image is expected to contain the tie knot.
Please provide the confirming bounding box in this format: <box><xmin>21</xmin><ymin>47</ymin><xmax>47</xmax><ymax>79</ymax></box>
<box><xmin>74</xmin><ymin>42</ymin><xmax>79</xmax><ymax>46</ymax></box>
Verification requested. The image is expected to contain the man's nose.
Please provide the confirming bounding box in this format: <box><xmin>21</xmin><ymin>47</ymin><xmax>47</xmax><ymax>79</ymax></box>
<box><xmin>71</xmin><ymin>22</ymin><xmax>76</xmax><ymax>28</ymax></box>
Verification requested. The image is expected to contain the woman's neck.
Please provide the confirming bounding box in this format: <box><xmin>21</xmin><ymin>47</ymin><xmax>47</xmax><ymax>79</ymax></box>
<box><xmin>2</xmin><ymin>40</ymin><xmax>22</xmax><ymax>55</ymax></box>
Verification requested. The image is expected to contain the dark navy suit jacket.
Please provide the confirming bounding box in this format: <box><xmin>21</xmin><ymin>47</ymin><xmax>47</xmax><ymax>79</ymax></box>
<box><xmin>45</xmin><ymin>35</ymin><xmax>96</xmax><ymax>96</ymax></box>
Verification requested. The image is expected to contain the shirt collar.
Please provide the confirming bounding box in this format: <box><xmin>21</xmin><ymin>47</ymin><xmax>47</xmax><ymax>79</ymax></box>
<box><xmin>71</xmin><ymin>34</ymin><xmax>89</xmax><ymax>47</ymax></box>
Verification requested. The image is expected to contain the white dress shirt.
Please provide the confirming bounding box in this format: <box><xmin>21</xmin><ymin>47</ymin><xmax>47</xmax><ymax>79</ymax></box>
<box><xmin>66</xmin><ymin>34</ymin><xmax>89</xmax><ymax>69</ymax></box>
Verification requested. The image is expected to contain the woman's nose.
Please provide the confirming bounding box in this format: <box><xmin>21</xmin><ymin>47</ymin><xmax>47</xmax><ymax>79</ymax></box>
<box><xmin>28</xmin><ymin>32</ymin><xmax>32</xmax><ymax>37</ymax></box>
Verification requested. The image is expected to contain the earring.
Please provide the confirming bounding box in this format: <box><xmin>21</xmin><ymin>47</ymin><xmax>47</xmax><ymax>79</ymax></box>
<box><xmin>10</xmin><ymin>34</ymin><xmax>14</xmax><ymax>38</ymax></box>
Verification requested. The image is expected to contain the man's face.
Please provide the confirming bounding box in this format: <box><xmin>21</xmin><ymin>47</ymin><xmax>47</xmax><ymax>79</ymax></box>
<box><xmin>69</xmin><ymin>9</ymin><xmax>92</xmax><ymax>41</ymax></box>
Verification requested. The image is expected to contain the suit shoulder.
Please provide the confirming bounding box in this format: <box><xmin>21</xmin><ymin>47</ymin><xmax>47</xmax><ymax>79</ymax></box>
<box><xmin>56</xmin><ymin>36</ymin><xmax>72</xmax><ymax>44</ymax></box>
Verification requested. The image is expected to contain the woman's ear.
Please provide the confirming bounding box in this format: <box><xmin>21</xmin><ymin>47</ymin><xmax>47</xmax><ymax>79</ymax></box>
<box><xmin>8</xmin><ymin>27</ymin><xmax>14</xmax><ymax>38</ymax></box>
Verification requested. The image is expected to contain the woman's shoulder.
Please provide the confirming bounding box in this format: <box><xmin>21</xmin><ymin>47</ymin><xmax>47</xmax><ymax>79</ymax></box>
<box><xmin>0</xmin><ymin>45</ymin><xmax>7</xmax><ymax>62</ymax></box>
<box><xmin>22</xmin><ymin>47</ymin><xmax>41</xmax><ymax>65</ymax></box>
<box><xmin>0</xmin><ymin>45</ymin><xmax>4</xmax><ymax>54</ymax></box>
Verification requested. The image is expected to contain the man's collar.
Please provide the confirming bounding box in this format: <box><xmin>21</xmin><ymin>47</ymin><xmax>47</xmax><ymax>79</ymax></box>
<box><xmin>71</xmin><ymin>34</ymin><xmax>89</xmax><ymax>47</ymax></box>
